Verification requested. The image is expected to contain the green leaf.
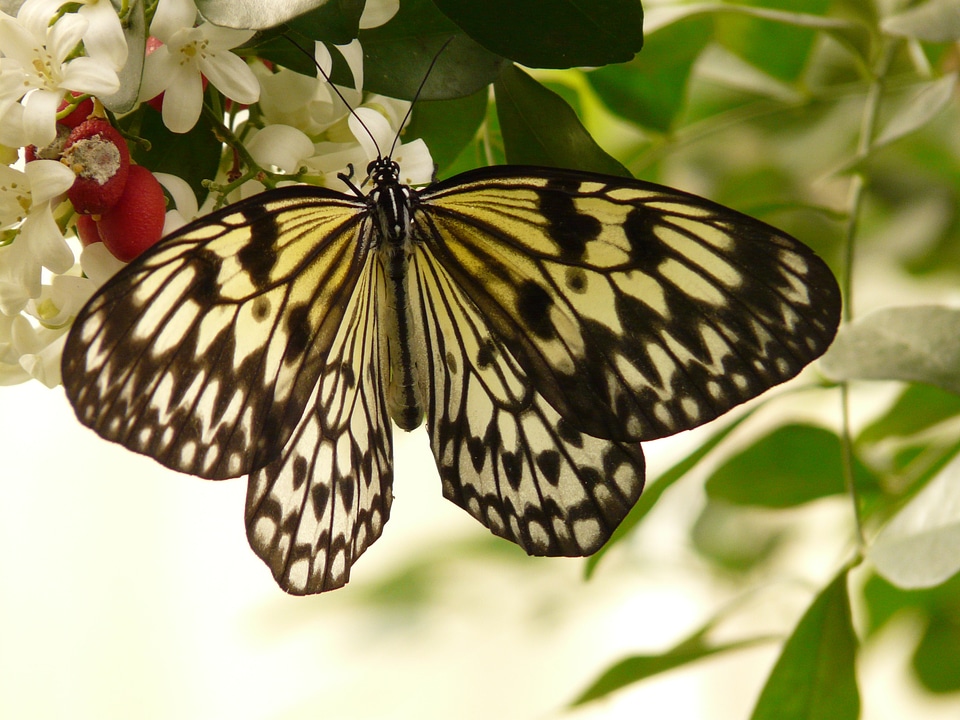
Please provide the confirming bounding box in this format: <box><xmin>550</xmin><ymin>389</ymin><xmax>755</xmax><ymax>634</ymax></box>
<box><xmin>882</xmin><ymin>0</ymin><xmax>960</xmax><ymax>43</ymax></box>
<box><xmin>585</xmin><ymin>408</ymin><xmax>758</xmax><ymax>578</ymax></box>
<box><xmin>251</xmin><ymin>0</ymin><xmax>365</xmax><ymax>54</ymax></box>
<box><xmin>121</xmin><ymin>104</ymin><xmax>222</xmax><ymax>206</ymax></box>
<box><xmin>873</xmin><ymin>74</ymin><xmax>959</xmax><ymax>150</ymax></box>
<box><xmin>691</xmin><ymin>500</ymin><xmax>784</xmax><ymax>572</ymax></box>
<box><xmin>405</xmin><ymin>89</ymin><xmax>488</xmax><ymax>175</ymax></box>
<box><xmin>819</xmin><ymin>305</ymin><xmax>960</xmax><ymax>395</ymax></box>
<box><xmin>359</xmin><ymin>0</ymin><xmax>507</xmax><ymax>100</ymax></box>
<box><xmin>494</xmin><ymin>64</ymin><xmax>630</xmax><ymax>176</ymax></box>
<box><xmin>100</xmin><ymin>0</ymin><xmax>145</xmax><ymax>114</ymax></box>
<box><xmin>195</xmin><ymin>0</ymin><xmax>330</xmax><ymax>29</ymax></box>
<box><xmin>643</xmin><ymin>4</ymin><xmax>871</xmax><ymax>65</ymax></box>
<box><xmin>432</xmin><ymin>0</ymin><xmax>644</xmax><ymax>69</ymax></box>
<box><xmin>750</xmin><ymin>568</ymin><xmax>860</xmax><ymax>720</ymax></box>
<box><xmin>716</xmin><ymin>0</ymin><xmax>828</xmax><ymax>84</ymax></box>
<box><xmin>586</xmin><ymin>16</ymin><xmax>713</xmax><ymax>132</ymax></box>
<box><xmin>914</xmin><ymin>613</ymin><xmax>960</xmax><ymax>692</ymax></box>
<box><xmin>870</xmin><ymin>447</ymin><xmax>960</xmax><ymax>589</ymax></box>
<box><xmin>571</xmin><ymin>619</ymin><xmax>772</xmax><ymax>707</ymax></box>
<box><xmin>706</xmin><ymin>424</ymin><xmax>877</xmax><ymax>507</ymax></box>
<box><xmin>857</xmin><ymin>384</ymin><xmax>960</xmax><ymax>445</ymax></box>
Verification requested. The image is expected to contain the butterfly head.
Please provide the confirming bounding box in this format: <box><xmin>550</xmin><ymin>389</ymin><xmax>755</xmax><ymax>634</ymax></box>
<box><xmin>367</xmin><ymin>157</ymin><xmax>402</xmax><ymax>189</ymax></box>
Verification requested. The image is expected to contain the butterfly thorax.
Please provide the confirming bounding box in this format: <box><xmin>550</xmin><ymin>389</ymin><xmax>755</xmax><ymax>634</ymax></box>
<box><xmin>368</xmin><ymin>158</ymin><xmax>425</xmax><ymax>431</ymax></box>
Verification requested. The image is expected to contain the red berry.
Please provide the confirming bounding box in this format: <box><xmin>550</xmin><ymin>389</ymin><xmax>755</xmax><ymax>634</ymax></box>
<box><xmin>63</xmin><ymin>118</ymin><xmax>131</xmax><ymax>215</ymax></box>
<box><xmin>97</xmin><ymin>165</ymin><xmax>167</xmax><ymax>262</ymax></box>
<box><xmin>75</xmin><ymin>214</ymin><xmax>102</xmax><ymax>247</ymax></box>
<box><xmin>58</xmin><ymin>94</ymin><xmax>95</xmax><ymax>128</ymax></box>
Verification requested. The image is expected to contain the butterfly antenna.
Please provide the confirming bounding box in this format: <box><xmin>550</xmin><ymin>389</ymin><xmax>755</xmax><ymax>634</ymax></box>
<box><xmin>285</xmin><ymin>34</ymin><xmax>383</xmax><ymax>159</ymax></box>
<box><xmin>387</xmin><ymin>37</ymin><xmax>455</xmax><ymax>159</ymax></box>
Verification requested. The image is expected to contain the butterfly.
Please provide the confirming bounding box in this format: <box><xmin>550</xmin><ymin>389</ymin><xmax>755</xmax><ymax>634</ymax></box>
<box><xmin>61</xmin><ymin>154</ymin><xmax>841</xmax><ymax>594</ymax></box>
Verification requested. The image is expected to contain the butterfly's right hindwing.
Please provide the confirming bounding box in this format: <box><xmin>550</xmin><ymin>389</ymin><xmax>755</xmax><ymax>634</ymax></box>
<box><xmin>62</xmin><ymin>187</ymin><xmax>367</xmax><ymax>480</ymax></box>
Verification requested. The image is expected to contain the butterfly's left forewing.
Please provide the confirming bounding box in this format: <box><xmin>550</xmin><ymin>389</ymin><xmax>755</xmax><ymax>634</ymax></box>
<box><xmin>417</xmin><ymin>166</ymin><xmax>841</xmax><ymax>444</ymax></box>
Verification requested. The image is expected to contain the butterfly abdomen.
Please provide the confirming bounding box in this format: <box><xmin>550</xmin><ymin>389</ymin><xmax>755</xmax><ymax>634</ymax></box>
<box><xmin>374</xmin><ymin>173</ymin><xmax>425</xmax><ymax>431</ymax></box>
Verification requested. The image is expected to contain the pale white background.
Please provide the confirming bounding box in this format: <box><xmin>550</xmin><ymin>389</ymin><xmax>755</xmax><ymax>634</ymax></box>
<box><xmin>2</xmin><ymin>381</ymin><xmax>959</xmax><ymax>720</ymax></box>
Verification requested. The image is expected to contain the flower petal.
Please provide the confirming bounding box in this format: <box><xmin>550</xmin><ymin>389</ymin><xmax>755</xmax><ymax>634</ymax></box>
<box><xmin>246</xmin><ymin>124</ymin><xmax>314</xmax><ymax>174</ymax></box>
<box><xmin>78</xmin><ymin>0</ymin><xmax>128</xmax><ymax>71</ymax></box>
<box><xmin>20</xmin><ymin>205</ymin><xmax>74</xmax><ymax>274</ymax></box>
<box><xmin>161</xmin><ymin>63</ymin><xmax>204</xmax><ymax>133</ymax></box>
<box><xmin>21</xmin><ymin>88</ymin><xmax>62</xmax><ymax>147</ymax></box>
<box><xmin>24</xmin><ymin>159</ymin><xmax>75</xmax><ymax>204</ymax></box>
<box><xmin>150</xmin><ymin>0</ymin><xmax>198</xmax><ymax>42</ymax></box>
<box><xmin>200</xmin><ymin>51</ymin><xmax>259</xmax><ymax>104</ymax></box>
<box><xmin>60</xmin><ymin>56</ymin><xmax>121</xmax><ymax>95</ymax></box>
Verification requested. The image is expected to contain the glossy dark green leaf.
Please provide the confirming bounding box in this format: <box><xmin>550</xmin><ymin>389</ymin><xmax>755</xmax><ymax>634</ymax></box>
<box><xmin>586</xmin><ymin>16</ymin><xmax>713</xmax><ymax>132</ymax></box>
<box><xmin>359</xmin><ymin>0</ymin><xmax>506</xmax><ymax>100</ymax></box>
<box><xmin>585</xmin><ymin>408</ymin><xmax>758</xmax><ymax>578</ymax></box>
<box><xmin>571</xmin><ymin>620</ymin><xmax>771</xmax><ymax>706</ymax></box>
<box><xmin>494</xmin><ymin>64</ymin><xmax>630</xmax><ymax>176</ymax></box>
<box><xmin>751</xmin><ymin>568</ymin><xmax>860</xmax><ymax>720</ymax></box>
<box><xmin>120</xmin><ymin>104</ymin><xmax>222</xmax><ymax>206</ymax></box>
<box><xmin>433</xmin><ymin>0</ymin><xmax>643</xmax><ymax>69</ymax></box>
<box><xmin>250</xmin><ymin>0</ymin><xmax>365</xmax><ymax>61</ymax></box>
<box><xmin>404</xmin><ymin>89</ymin><xmax>488</xmax><ymax>176</ymax></box>
<box><xmin>858</xmin><ymin>384</ymin><xmax>960</xmax><ymax>446</ymax></box>
<box><xmin>705</xmin><ymin>424</ymin><xmax>878</xmax><ymax>508</ymax></box>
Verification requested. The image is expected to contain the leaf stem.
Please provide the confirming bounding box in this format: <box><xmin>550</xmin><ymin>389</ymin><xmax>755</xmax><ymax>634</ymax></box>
<box><xmin>839</xmin><ymin>40</ymin><xmax>898</xmax><ymax>550</ymax></box>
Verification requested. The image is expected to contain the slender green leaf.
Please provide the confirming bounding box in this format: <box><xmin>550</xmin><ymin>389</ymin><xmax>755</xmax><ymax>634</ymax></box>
<box><xmin>643</xmin><ymin>3</ymin><xmax>871</xmax><ymax>63</ymax></box>
<box><xmin>359</xmin><ymin>0</ymin><xmax>506</xmax><ymax>100</ymax></box>
<box><xmin>585</xmin><ymin>408</ymin><xmax>758</xmax><ymax>578</ymax></box>
<box><xmin>433</xmin><ymin>0</ymin><xmax>644</xmax><ymax>69</ymax></box>
<box><xmin>820</xmin><ymin>305</ymin><xmax>960</xmax><ymax>395</ymax></box>
<box><xmin>882</xmin><ymin>0</ymin><xmax>960</xmax><ymax>42</ymax></box>
<box><xmin>750</xmin><ymin>568</ymin><xmax>860</xmax><ymax>720</ymax></box>
<box><xmin>857</xmin><ymin>384</ymin><xmax>960</xmax><ymax>446</ymax></box>
<box><xmin>717</xmin><ymin>0</ymin><xmax>828</xmax><ymax>84</ymax></box>
<box><xmin>571</xmin><ymin>619</ymin><xmax>773</xmax><ymax>706</ymax></box>
<box><xmin>873</xmin><ymin>75</ymin><xmax>959</xmax><ymax>150</ymax></box>
<box><xmin>494</xmin><ymin>64</ymin><xmax>629</xmax><ymax>176</ymax></box>
<box><xmin>705</xmin><ymin>424</ymin><xmax>877</xmax><ymax>507</ymax></box>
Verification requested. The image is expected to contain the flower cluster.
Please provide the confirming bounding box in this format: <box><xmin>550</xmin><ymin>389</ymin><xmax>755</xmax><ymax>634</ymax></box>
<box><xmin>0</xmin><ymin>0</ymin><xmax>432</xmax><ymax>387</ymax></box>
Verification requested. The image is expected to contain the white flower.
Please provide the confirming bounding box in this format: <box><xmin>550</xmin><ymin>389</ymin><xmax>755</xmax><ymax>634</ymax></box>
<box><xmin>75</xmin><ymin>0</ymin><xmax>128</xmax><ymax>72</ymax></box>
<box><xmin>0</xmin><ymin>0</ymin><xmax>121</xmax><ymax>146</ymax></box>
<box><xmin>304</xmin><ymin>98</ymin><xmax>434</xmax><ymax>192</ymax></box>
<box><xmin>140</xmin><ymin>0</ymin><xmax>260</xmax><ymax>134</ymax></box>
<box><xmin>0</xmin><ymin>159</ymin><xmax>76</xmax><ymax>315</ymax></box>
